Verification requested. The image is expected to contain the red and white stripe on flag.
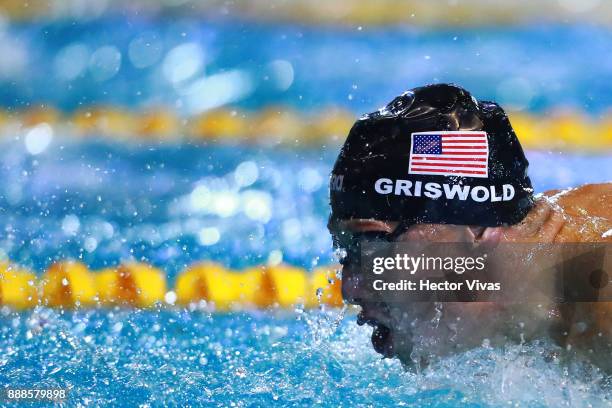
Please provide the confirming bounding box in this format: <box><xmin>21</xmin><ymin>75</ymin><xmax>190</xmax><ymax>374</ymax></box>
<box><xmin>408</xmin><ymin>131</ymin><xmax>489</xmax><ymax>178</ymax></box>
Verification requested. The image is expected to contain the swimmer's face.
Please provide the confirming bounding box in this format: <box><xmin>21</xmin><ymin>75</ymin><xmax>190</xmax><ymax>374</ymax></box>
<box><xmin>328</xmin><ymin>219</ymin><xmax>491</xmax><ymax>364</ymax></box>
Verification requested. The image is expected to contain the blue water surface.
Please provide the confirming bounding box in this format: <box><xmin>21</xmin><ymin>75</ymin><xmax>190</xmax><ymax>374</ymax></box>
<box><xmin>0</xmin><ymin>307</ymin><xmax>609</xmax><ymax>407</ymax></box>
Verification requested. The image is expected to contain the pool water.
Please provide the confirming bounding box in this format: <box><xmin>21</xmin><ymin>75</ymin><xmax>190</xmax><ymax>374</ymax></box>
<box><xmin>0</xmin><ymin>308</ymin><xmax>610</xmax><ymax>407</ymax></box>
<box><xmin>0</xmin><ymin>136</ymin><xmax>611</xmax><ymax>406</ymax></box>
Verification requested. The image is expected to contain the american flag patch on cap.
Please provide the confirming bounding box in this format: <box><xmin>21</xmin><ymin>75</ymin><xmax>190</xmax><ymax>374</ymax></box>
<box><xmin>408</xmin><ymin>131</ymin><xmax>489</xmax><ymax>178</ymax></box>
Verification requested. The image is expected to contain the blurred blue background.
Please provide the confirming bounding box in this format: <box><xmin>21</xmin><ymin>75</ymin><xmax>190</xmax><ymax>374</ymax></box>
<box><xmin>3</xmin><ymin>20</ymin><xmax>612</xmax><ymax>114</ymax></box>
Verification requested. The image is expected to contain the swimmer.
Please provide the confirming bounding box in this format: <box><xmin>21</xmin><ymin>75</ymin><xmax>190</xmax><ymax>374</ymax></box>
<box><xmin>328</xmin><ymin>84</ymin><xmax>611</xmax><ymax>371</ymax></box>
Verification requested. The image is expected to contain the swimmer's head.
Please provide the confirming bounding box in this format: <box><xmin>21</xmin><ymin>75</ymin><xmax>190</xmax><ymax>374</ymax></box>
<box><xmin>328</xmin><ymin>84</ymin><xmax>536</xmax><ymax>365</ymax></box>
<box><xmin>329</xmin><ymin>83</ymin><xmax>534</xmax><ymax>227</ymax></box>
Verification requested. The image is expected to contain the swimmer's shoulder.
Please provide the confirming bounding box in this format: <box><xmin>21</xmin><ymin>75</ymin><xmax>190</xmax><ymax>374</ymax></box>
<box><xmin>542</xmin><ymin>183</ymin><xmax>611</xmax><ymax>219</ymax></box>
<box><xmin>541</xmin><ymin>183</ymin><xmax>612</xmax><ymax>242</ymax></box>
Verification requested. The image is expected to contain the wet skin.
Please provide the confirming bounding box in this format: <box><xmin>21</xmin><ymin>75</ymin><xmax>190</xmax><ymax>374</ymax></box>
<box><xmin>329</xmin><ymin>183</ymin><xmax>612</xmax><ymax>369</ymax></box>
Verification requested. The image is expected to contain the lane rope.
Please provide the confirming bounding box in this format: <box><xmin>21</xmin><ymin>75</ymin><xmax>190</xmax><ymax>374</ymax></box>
<box><xmin>0</xmin><ymin>260</ymin><xmax>343</xmax><ymax>310</ymax></box>
<box><xmin>4</xmin><ymin>107</ymin><xmax>612</xmax><ymax>150</ymax></box>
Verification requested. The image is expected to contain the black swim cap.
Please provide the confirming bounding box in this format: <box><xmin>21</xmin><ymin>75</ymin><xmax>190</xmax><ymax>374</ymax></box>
<box><xmin>329</xmin><ymin>83</ymin><xmax>535</xmax><ymax>226</ymax></box>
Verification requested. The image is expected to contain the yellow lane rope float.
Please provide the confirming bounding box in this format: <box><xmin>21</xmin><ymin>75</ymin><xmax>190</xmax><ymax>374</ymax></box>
<box><xmin>0</xmin><ymin>262</ymin><xmax>38</xmax><ymax>309</ymax></box>
<box><xmin>96</xmin><ymin>263</ymin><xmax>167</xmax><ymax>308</ymax></box>
<box><xmin>0</xmin><ymin>261</ymin><xmax>343</xmax><ymax>310</ymax></box>
<box><xmin>42</xmin><ymin>261</ymin><xmax>97</xmax><ymax>307</ymax></box>
<box><xmin>5</xmin><ymin>106</ymin><xmax>612</xmax><ymax>151</ymax></box>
